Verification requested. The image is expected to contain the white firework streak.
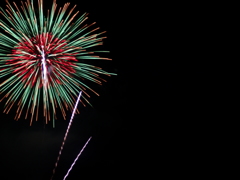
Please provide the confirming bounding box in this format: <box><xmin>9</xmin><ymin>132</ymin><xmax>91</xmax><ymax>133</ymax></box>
<box><xmin>51</xmin><ymin>91</ymin><xmax>82</xmax><ymax>180</ymax></box>
<box><xmin>63</xmin><ymin>136</ymin><xmax>92</xmax><ymax>180</ymax></box>
<box><xmin>40</xmin><ymin>45</ymin><xmax>48</xmax><ymax>87</ymax></box>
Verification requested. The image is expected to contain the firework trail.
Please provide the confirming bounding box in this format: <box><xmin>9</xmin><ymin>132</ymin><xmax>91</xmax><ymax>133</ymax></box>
<box><xmin>0</xmin><ymin>0</ymin><xmax>116</xmax><ymax>125</ymax></box>
<box><xmin>51</xmin><ymin>91</ymin><xmax>82</xmax><ymax>180</ymax></box>
<box><xmin>63</xmin><ymin>136</ymin><xmax>92</xmax><ymax>180</ymax></box>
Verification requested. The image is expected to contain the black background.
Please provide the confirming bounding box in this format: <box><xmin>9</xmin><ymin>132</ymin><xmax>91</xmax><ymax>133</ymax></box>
<box><xmin>0</xmin><ymin>0</ymin><xmax>155</xmax><ymax>179</ymax></box>
<box><xmin>0</xmin><ymin>0</ymin><xmax>212</xmax><ymax>179</ymax></box>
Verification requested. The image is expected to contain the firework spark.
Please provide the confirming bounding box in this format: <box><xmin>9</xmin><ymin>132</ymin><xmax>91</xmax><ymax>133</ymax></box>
<box><xmin>63</xmin><ymin>136</ymin><xmax>92</xmax><ymax>180</ymax></box>
<box><xmin>0</xmin><ymin>0</ymin><xmax>115</xmax><ymax>125</ymax></box>
<box><xmin>50</xmin><ymin>91</ymin><xmax>82</xmax><ymax>180</ymax></box>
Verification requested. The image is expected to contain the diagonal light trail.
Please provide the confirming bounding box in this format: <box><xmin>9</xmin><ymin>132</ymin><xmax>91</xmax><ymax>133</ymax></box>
<box><xmin>50</xmin><ymin>91</ymin><xmax>82</xmax><ymax>180</ymax></box>
<box><xmin>63</xmin><ymin>136</ymin><xmax>92</xmax><ymax>180</ymax></box>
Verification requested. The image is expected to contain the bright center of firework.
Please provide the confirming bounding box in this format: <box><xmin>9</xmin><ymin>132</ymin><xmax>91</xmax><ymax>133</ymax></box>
<box><xmin>39</xmin><ymin>45</ymin><xmax>48</xmax><ymax>87</ymax></box>
<box><xmin>8</xmin><ymin>33</ymin><xmax>77</xmax><ymax>87</ymax></box>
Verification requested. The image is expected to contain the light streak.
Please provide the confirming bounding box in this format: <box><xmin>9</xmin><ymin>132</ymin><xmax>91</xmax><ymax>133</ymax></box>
<box><xmin>50</xmin><ymin>91</ymin><xmax>82</xmax><ymax>180</ymax></box>
<box><xmin>63</xmin><ymin>136</ymin><xmax>92</xmax><ymax>180</ymax></box>
<box><xmin>41</xmin><ymin>45</ymin><xmax>48</xmax><ymax>88</ymax></box>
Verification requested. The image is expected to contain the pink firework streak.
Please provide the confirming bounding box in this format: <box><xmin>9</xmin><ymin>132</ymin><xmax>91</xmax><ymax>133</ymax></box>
<box><xmin>51</xmin><ymin>91</ymin><xmax>82</xmax><ymax>180</ymax></box>
<box><xmin>63</xmin><ymin>136</ymin><xmax>92</xmax><ymax>180</ymax></box>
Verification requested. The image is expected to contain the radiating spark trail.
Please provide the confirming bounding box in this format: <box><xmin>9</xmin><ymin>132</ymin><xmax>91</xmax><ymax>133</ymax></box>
<box><xmin>40</xmin><ymin>45</ymin><xmax>48</xmax><ymax>88</ymax></box>
<box><xmin>50</xmin><ymin>91</ymin><xmax>82</xmax><ymax>180</ymax></box>
<box><xmin>40</xmin><ymin>44</ymin><xmax>48</xmax><ymax>124</ymax></box>
<box><xmin>63</xmin><ymin>136</ymin><xmax>92</xmax><ymax>180</ymax></box>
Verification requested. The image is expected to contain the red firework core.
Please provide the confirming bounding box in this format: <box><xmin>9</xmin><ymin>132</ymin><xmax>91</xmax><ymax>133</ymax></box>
<box><xmin>7</xmin><ymin>33</ymin><xmax>78</xmax><ymax>87</ymax></box>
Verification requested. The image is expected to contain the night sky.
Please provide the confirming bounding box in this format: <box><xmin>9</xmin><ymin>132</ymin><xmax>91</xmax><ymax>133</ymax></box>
<box><xmin>0</xmin><ymin>0</ymin><xmax>147</xmax><ymax>179</ymax></box>
<box><xmin>0</xmin><ymin>0</ymin><xmax>211</xmax><ymax>179</ymax></box>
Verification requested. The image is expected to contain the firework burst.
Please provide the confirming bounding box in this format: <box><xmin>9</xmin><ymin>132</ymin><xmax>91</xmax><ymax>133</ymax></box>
<box><xmin>0</xmin><ymin>0</ymin><xmax>115</xmax><ymax>125</ymax></box>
